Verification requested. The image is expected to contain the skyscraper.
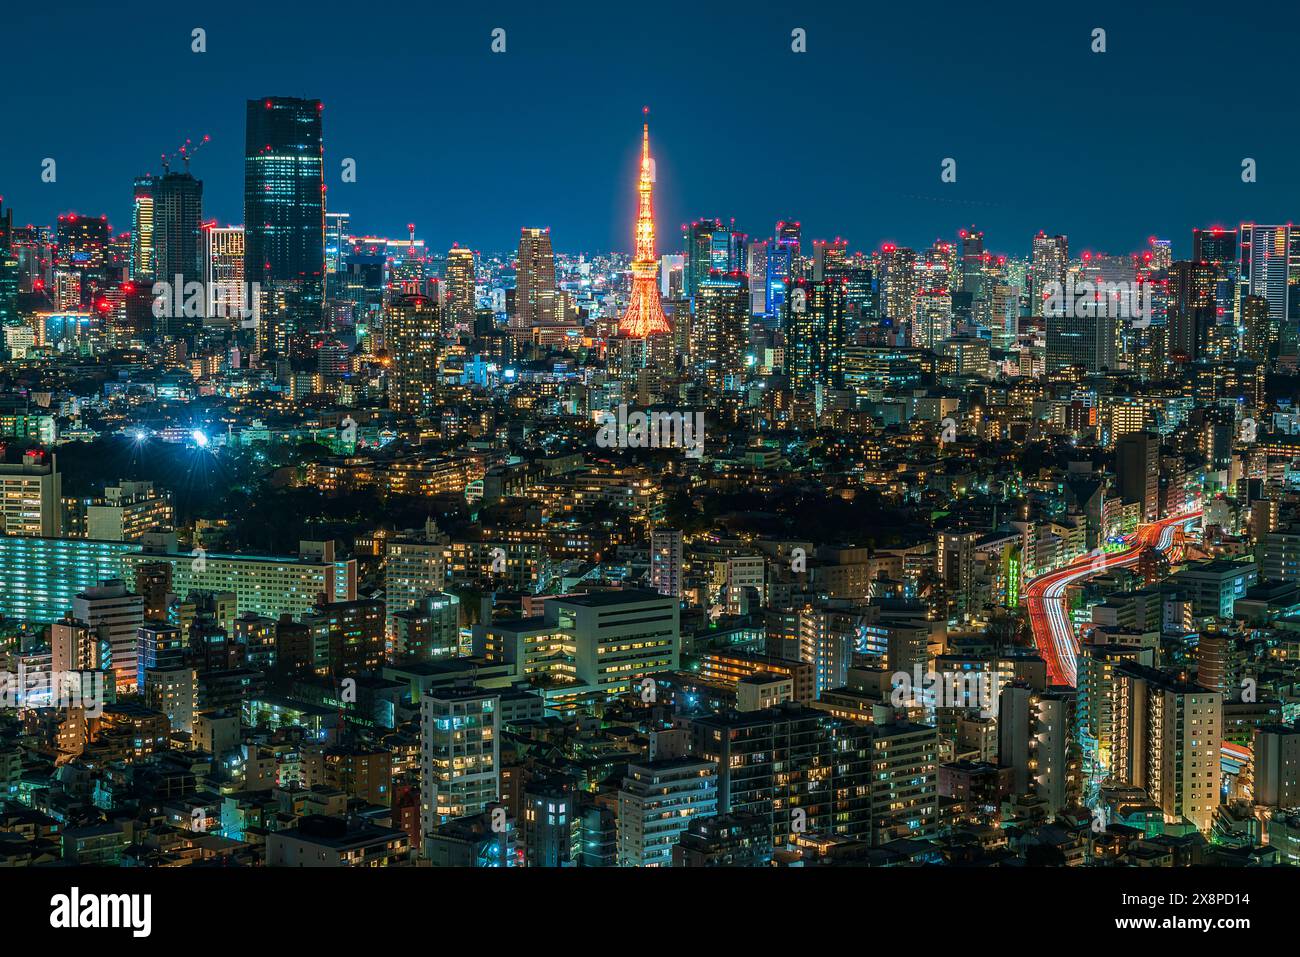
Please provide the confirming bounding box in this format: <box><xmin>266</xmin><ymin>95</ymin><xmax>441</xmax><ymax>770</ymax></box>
<box><xmin>0</xmin><ymin>201</ymin><xmax>17</xmax><ymax>333</ymax></box>
<box><xmin>1030</xmin><ymin>232</ymin><xmax>1069</xmax><ymax>316</ymax></box>
<box><xmin>387</xmin><ymin>294</ymin><xmax>440</xmax><ymax>416</ymax></box>
<box><xmin>693</xmin><ymin>270</ymin><xmax>748</xmax><ymax>392</ymax></box>
<box><xmin>1116</xmin><ymin>431</ymin><xmax>1160</xmax><ymax>523</ymax></box>
<box><xmin>746</xmin><ymin>240</ymin><xmax>769</xmax><ymax>315</ymax></box>
<box><xmin>324</xmin><ymin>210</ymin><xmax>349</xmax><ymax>298</ymax></box>
<box><xmin>514</xmin><ymin>228</ymin><xmax>557</xmax><ymax>328</ymax></box>
<box><xmin>784</xmin><ymin>277</ymin><xmax>846</xmax><ymax>394</ymax></box>
<box><xmin>203</xmin><ymin>225</ymin><xmax>246</xmax><ymax>325</ymax></box>
<box><xmin>244</xmin><ymin>96</ymin><xmax>326</xmax><ymax>353</ymax></box>
<box><xmin>1166</xmin><ymin>260</ymin><xmax>1217</xmax><ymax>363</ymax></box>
<box><xmin>1192</xmin><ymin>226</ymin><xmax>1238</xmax><ymax>323</ymax></box>
<box><xmin>154</xmin><ymin>171</ymin><xmax>203</xmax><ymax>290</ymax></box>
<box><xmin>130</xmin><ymin>176</ymin><xmax>156</xmax><ymax>280</ymax></box>
<box><xmin>1045</xmin><ymin>298</ymin><xmax>1120</xmax><ymax>374</ymax></box>
<box><xmin>879</xmin><ymin>244</ymin><xmax>917</xmax><ymax>327</ymax></box>
<box><xmin>618</xmin><ymin>113</ymin><xmax>671</xmax><ymax>338</ymax></box>
<box><xmin>445</xmin><ymin>244</ymin><xmax>476</xmax><ymax>333</ymax></box>
<box><xmin>1238</xmin><ymin>223</ymin><xmax>1300</xmax><ymax>359</ymax></box>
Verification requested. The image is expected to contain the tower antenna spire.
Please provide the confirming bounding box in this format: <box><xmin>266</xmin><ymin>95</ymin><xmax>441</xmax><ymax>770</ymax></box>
<box><xmin>618</xmin><ymin>107</ymin><xmax>671</xmax><ymax>338</ymax></box>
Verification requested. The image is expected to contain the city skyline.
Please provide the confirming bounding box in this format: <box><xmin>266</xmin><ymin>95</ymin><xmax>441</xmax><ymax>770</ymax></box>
<box><xmin>3</xmin><ymin>0</ymin><xmax>1300</xmax><ymax>921</ymax></box>
<box><xmin>4</xmin><ymin>2</ymin><xmax>1299</xmax><ymax>256</ymax></box>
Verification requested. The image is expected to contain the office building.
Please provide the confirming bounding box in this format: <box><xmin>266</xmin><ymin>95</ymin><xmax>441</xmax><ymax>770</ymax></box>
<box><xmin>244</xmin><ymin>96</ymin><xmax>326</xmax><ymax>352</ymax></box>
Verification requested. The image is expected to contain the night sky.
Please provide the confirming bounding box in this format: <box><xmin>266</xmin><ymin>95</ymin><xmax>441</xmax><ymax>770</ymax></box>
<box><xmin>2</xmin><ymin>0</ymin><xmax>1296</xmax><ymax>259</ymax></box>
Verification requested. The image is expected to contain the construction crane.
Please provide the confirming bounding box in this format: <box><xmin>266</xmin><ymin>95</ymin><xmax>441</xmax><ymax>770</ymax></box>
<box><xmin>161</xmin><ymin>134</ymin><xmax>211</xmax><ymax>174</ymax></box>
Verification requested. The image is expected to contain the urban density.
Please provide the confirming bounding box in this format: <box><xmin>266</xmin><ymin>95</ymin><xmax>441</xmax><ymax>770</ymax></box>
<box><xmin>0</xmin><ymin>22</ymin><xmax>1295</xmax><ymax>894</ymax></box>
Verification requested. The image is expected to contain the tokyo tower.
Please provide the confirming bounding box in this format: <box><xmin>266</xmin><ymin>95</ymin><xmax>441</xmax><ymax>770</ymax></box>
<box><xmin>618</xmin><ymin>109</ymin><xmax>672</xmax><ymax>338</ymax></box>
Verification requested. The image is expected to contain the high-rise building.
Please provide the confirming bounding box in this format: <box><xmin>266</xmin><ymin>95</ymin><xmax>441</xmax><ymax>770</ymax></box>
<box><xmin>153</xmin><ymin>172</ymin><xmax>203</xmax><ymax>308</ymax></box>
<box><xmin>130</xmin><ymin>177</ymin><xmax>156</xmax><ymax>280</ymax></box>
<box><xmin>514</xmin><ymin>228</ymin><xmax>557</xmax><ymax>328</ymax></box>
<box><xmin>0</xmin><ymin>450</ymin><xmax>62</xmax><ymax>536</ymax></box>
<box><xmin>324</xmin><ymin>211</ymin><xmax>349</xmax><ymax>297</ymax></box>
<box><xmin>688</xmin><ymin>704</ymin><xmax>873</xmax><ymax>847</ymax></box>
<box><xmin>244</xmin><ymin>96</ymin><xmax>326</xmax><ymax>352</ymax></box>
<box><xmin>1241</xmin><ymin>294</ymin><xmax>1271</xmax><ymax>360</ymax></box>
<box><xmin>0</xmin><ymin>201</ymin><xmax>16</xmax><ymax>334</ymax></box>
<box><xmin>56</xmin><ymin>214</ymin><xmax>110</xmax><ymax>273</ymax></box>
<box><xmin>385</xmin><ymin>530</ymin><xmax>449</xmax><ymax>636</ymax></box>
<box><xmin>879</xmin><ymin>244</ymin><xmax>917</xmax><ymax>327</ymax></box>
<box><xmin>998</xmin><ymin>685</ymin><xmax>1078</xmax><ymax>817</ymax></box>
<box><xmin>812</xmin><ymin>238</ymin><xmax>848</xmax><ymax>281</ymax></box>
<box><xmin>650</xmin><ymin>528</ymin><xmax>683</xmax><ymax>598</ymax></box>
<box><xmin>766</xmin><ymin>222</ymin><xmax>800</xmax><ymax>315</ymax></box>
<box><xmin>1167</xmin><ymin>260</ymin><xmax>1217</xmax><ymax>363</ymax></box>
<box><xmin>1116</xmin><ymin>431</ymin><xmax>1160</xmax><ymax>523</ymax></box>
<box><xmin>1192</xmin><ymin>226</ymin><xmax>1238</xmax><ymax>324</ymax></box>
<box><xmin>136</xmin><ymin>621</ymin><xmax>185</xmax><ymax>690</ymax></box>
<box><xmin>522</xmin><ymin>777</ymin><xmax>578</xmax><ymax>867</ymax></box>
<box><xmin>783</xmin><ymin>277</ymin><xmax>846</xmax><ymax>394</ymax></box>
<box><xmin>693</xmin><ymin>270</ymin><xmax>748</xmax><ymax>392</ymax></box>
<box><xmin>444</xmin><ymin>244</ymin><xmax>476</xmax><ymax>333</ymax></box>
<box><xmin>85</xmin><ymin>480</ymin><xmax>173</xmax><ymax>542</ymax></box>
<box><xmin>392</xmin><ymin>593</ymin><xmax>460</xmax><ymax>661</ymax></box>
<box><xmin>52</xmin><ymin>616</ymin><xmax>102</xmax><ymax>674</ymax></box>
<box><xmin>958</xmin><ymin>226</ymin><xmax>987</xmax><ymax>320</ymax></box>
<box><xmin>1238</xmin><ymin>224</ymin><xmax>1300</xmax><ymax>359</ymax></box>
<box><xmin>684</xmin><ymin>219</ymin><xmax>725</xmax><ymax>302</ymax></box>
<box><xmin>867</xmin><ymin>721</ymin><xmax>940</xmax><ymax>845</ymax></box>
<box><xmin>204</xmin><ymin>225</ymin><xmax>246</xmax><ymax>326</ymax></box>
<box><xmin>387</xmin><ymin>294</ymin><xmax>441</xmax><ymax>416</ymax></box>
<box><xmin>1109</xmin><ymin>663</ymin><xmax>1221</xmax><ymax>833</ymax></box>
<box><xmin>546</xmin><ymin>591</ymin><xmax>678</xmax><ymax>695</ymax></box>
<box><xmin>746</xmin><ymin>240</ymin><xmax>769</xmax><ymax>314</ymax></box>
<box><xmin>420</xmin><ymin>686</ymin><xmax>500</xmax><ymax>842</ymax></box>
<box><xmin>72</xmin><ymin>580</ymin><xmax>144</xmax><ymax>693</ymax></box>
<box><xmin>1046</xmin><ymin>305</ymin><xmax>1120</xmax><ymax>373</ymax></box>
<box><xmin>617</xmin><ymin>758</ymin><xmax>717</xmax><ymax>866</ymax></box>
<box><xmin>1030</xmin><ymin>232</ymin><xmax>1069</xmax><ymax>316</ymax></box>
<box><xmin>915</xmin><ymin>241</ymin><xmax>954</xmax><ymax>348</ymax></box>
<box><xmin>618</xmin><ymin>116</ymin><xmax>671</xmax><ymax>339</ymax></box>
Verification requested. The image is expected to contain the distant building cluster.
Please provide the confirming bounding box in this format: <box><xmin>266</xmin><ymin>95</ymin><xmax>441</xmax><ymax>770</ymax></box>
<box><xmin>0</xmin><ymin>100</ymin><xmax>1299</xmax><ymax>868</ymax></box>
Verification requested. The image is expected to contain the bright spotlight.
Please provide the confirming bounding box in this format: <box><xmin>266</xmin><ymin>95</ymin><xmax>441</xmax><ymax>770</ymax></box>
<box><xmin>191</xmin><ymin>430</ymin><xmax>209</xmax><ymax>448</ymax></box>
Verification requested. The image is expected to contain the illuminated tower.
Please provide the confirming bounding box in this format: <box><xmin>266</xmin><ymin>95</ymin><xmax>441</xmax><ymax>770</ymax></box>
<box><xmin>619</xmin><ymin>111</ymin><xmax>672</xmax><ymax>338</ymax></box>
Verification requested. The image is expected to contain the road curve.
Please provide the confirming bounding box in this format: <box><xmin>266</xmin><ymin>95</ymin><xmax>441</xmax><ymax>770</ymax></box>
<box><xmin>1025</xmin><ymin>510</ymin><xmax>1202</xmax><ymax>687</ymax></box>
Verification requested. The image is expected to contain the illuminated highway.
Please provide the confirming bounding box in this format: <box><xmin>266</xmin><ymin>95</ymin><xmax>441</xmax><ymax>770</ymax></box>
<box><xmin>1025</xmin><ymin>510</ymin><xmax>1202</xmax><ymax>687</ymax></box>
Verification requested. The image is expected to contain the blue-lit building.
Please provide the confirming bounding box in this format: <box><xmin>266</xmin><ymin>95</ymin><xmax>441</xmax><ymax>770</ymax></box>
<box><xmin>0</xmin><ymin>536</ymin><xmax>137</xmax><ymax>624</ymax></box>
